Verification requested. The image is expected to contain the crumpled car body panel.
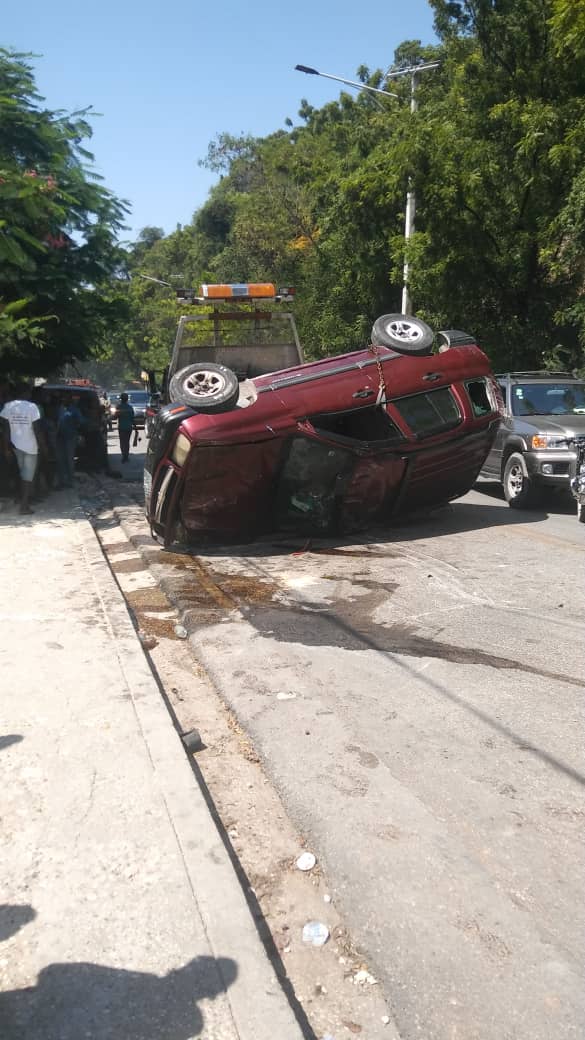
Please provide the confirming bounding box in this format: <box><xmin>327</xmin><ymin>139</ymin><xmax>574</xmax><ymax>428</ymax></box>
<box><xmin>145</xmin><ymin>343</ymin><xmax>501</xmax><ymax>544</ymax></box>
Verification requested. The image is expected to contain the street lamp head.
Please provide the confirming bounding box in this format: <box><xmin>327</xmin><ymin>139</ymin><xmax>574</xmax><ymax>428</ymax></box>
<box><xmin>295</xmin><ymin>64</ymin><xmax>399</xmax><ymax>99</ymax></box>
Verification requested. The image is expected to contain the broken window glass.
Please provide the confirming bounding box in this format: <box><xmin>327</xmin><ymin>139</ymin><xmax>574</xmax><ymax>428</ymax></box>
<box><xmin>309</xmin><ymin>405</ymin><xmax>403</xmax><ymax>446</ymax></box>
<box><xmin>275</xmin><ymin>436</ymin><xmax>355</xmax><ymax>533</ymax></box>
<box><xmin>465</xmin><ymin>378</ymin><xmax>492</xmax><ymax>417</ymax></box>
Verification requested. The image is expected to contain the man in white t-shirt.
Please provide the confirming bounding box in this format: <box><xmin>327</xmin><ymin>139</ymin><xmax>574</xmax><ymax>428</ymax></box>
<box><xmin>0</xmin><ymin>384</ymin><xmax>42</xmax><ymax>514</ymax></box>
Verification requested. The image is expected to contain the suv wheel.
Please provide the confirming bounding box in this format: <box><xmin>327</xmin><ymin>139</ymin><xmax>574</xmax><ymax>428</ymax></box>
<box><xmin>169</xmin><ymin>363</ymin><xmax>240</xmax><ymax>413</ymax></box>
<box><xmin>371</xmin><ymin>314</ymin><xmax>434</xmax><ymax>356</ymax></box>
<box><xmin>577</xmin><ymin>501</ymin><xmax>585</xmax><ymax>524</ymax></box>
<box><xmin>503</xmin><ymin>453</ymin><xmax>540</xmax><ymax>509</ymax></box>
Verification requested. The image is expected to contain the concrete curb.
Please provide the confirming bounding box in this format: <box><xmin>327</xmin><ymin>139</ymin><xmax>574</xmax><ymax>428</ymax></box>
<box><xmin>78</xmin><ymin>510</ymin><xmax>307</xmax><ymax>1040</ymax></box>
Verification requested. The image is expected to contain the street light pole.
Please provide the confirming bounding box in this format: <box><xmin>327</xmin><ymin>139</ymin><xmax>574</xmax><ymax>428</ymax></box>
<box><xmin>386</xmin><ymin>62</ymin><xmax>440</xmax><ymax>315</ymax></box>
<box><xmin>295</xmin><ymin>60</ymin><xmax>438</xmax><ymax>316</ymax></box>
<box><xmin>294</xmin><ymin>65</ymin><xmax>399</xmax><ymax>101</ymax></box>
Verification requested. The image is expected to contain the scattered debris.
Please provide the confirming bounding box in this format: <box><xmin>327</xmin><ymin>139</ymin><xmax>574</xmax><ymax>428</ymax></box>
<box><xmin>138</xmin><ymin>630</ymin><xmax>158</xmax><ymax>650</ymax></box>
<box><xmin>277</xmin><ymin>691</ymin><xmax>297</xmax><ymax>700</ymax></box>
<box><xmin>352</xmin><ymin>969</ymin><xmax>378</xmax><ymax>986</ymax></box>
<box><xmin>342</xmin><ymin>1022</ymin><xmax>362</xmax><ymax>1034</ymax></box>
<box><xmin>381</xmin><ymin>1015</ymin><xmax>391</xmax><ymax>1025</ymax></box>
<box><xmin>302</xmin><ymin>921</ymin><xmax>330</xmax><ymax>946</ymax></box>
<box><xmin>296</xmin><ymin>852</ymin><xmax>317</xmax><ymax>872</ymax></box>
<box><xmin>324</xmin><ymin>893</ymin><xmax>332</xmax><ymax>903</ymax></box>
<box><xmin>174</xmin><ymin>623</ymin><xmax>188</xmax><ymax>639</ymax></box>
<box><xmin>181</xmin><ymin>728</ymin><xmax>202</xmax><ymax>753</ymax></box>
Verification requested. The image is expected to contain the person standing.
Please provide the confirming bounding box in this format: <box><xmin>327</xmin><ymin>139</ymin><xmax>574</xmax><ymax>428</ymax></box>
<box><xmin>116</xmin><ymin>393</ymin><xmax>136</xmax><ymax>463</ymax></box>
<box><xmin>0</xmin><ymin>384</ymin><xmax>42</xmax><ymax>514</ymax></box>
<box><xmin>56</xmin><ymin>395</ymin><xmax>83</xmax><ymax>488</ymax></box>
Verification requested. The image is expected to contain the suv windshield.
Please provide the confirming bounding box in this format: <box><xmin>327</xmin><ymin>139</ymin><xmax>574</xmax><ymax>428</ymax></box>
<box><xmin>511</xmin><ymin>382</ymin><xmax>585</xmax><ymax>416</ymax></box>
<box><xmin>125</xmin><ymin>391</ymin><xmax>149</xmax><ymax>405</ymax></box>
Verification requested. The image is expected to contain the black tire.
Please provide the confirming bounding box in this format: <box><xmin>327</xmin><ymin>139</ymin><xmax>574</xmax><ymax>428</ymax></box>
<box><xmin>169</xmin><ymin>363</ymin><xmax>240</xmax><ymax>413</ymax></box>
<box><xmin>371</xmin><ymin>313</ymin><xmax>434</xmax><ymax>356</ymax></box>
<box><xmin>503</xmin><ymin>453</ymin><xmax>541</xmax><ymax>509</ymax></box>
<box><xmin>577</xmin><ymin>501</ymin><xmax>585</xmax><ymax>524</ymax></box>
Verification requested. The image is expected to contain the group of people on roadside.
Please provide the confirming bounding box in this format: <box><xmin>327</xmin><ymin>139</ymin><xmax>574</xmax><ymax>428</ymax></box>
<box><xmin>0</xmin><ymin>384</ymin><xmax>137</xmax><ymax>516</ymax></box>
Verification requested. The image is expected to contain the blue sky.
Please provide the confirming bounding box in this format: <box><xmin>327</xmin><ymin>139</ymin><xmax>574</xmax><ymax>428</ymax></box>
<box><xmin>4</xmin><ymin>0</ymin><xmax>436</xmax><ymax>242</ymax></box>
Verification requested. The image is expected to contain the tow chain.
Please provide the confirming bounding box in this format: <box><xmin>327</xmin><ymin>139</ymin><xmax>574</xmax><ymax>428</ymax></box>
<box><xmin>370</xmin><ymin>344</ymin><xmax>387</xmax><ymax>406</ymax></box>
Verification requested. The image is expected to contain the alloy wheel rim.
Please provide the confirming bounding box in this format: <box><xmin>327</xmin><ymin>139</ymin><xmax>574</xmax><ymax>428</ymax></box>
<box><xmin>385</xmin><ymin>319</ymin><xmax>424</xmax><ymax>344</ymax></box>
<box><xmin>184</xmin><ymin>371</ymin><xmax>226</xmax><ymax>398</ymax></box>
<box><xmin>507</xmin><ymin>463</ymin><xmax>524</xmax><ymax>498</ymax></box>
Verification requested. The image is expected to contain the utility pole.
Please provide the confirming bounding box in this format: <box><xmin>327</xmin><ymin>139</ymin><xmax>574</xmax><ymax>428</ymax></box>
<box><xmin>386</xmin><ymin>62</ymin><xmax>440</xmax><ymax>315</ymax></box>
<box><xmin>295</xmin><ymin>60</ymin><xmax>439</xmax><ymax>316</ymax></box>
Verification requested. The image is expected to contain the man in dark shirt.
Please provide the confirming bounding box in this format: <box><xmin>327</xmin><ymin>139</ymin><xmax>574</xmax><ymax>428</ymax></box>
<box><xmin>56</xmin><ymin>395</ymin><xmax>84</xmax><ymax>489</ymax></box>
<box><xmin>116</xmin><ymin>393</ymin><xmax>136</xmax><ymax>463</ymax></box>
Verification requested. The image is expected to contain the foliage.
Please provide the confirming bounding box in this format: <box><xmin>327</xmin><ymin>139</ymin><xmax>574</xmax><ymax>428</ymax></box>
<box><xmin>0</xmin><ymin>49</ymin><xmax>128</xmax><ymax>378</ymax></box>
<box><xmin>550</xmin><ymin>0</ymin><xmax>585</xmax><ymax>56</ymax></box>
<box><xmin>108</xmin><ymin>1</ymin><xmax>585</xmax><ymax>377</ymax></box>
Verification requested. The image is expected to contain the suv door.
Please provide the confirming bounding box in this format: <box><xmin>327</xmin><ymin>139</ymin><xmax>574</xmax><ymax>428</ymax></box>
<box><xmin>481</xmin><ymin>380</ymin><xmax>508</xmax><ymax>477</ymax></box>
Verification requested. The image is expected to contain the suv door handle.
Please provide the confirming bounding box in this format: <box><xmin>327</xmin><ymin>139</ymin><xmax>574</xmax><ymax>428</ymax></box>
<box><xmin>353</xmin><ymin>388</ymin><xmax>375</xmax><ymax>398</ymax></box>
<box><xmin>423</xmin><ymin>372</ymin><xmax>441</xmax><ymax>382</ymax></box>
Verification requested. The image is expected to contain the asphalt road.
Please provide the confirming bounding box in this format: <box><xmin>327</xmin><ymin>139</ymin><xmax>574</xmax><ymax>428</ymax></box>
<box><xmin>106</xmin><ymin>433</ymin><xmax>585</xmax><ymax>1040</ymax></box>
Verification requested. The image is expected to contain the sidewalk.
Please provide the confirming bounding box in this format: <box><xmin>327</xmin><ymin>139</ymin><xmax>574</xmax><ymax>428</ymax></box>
<box><xmin>0</xmin><ymin>493</ymin><xmax>306</xmax><ymax>1040</ymax></box>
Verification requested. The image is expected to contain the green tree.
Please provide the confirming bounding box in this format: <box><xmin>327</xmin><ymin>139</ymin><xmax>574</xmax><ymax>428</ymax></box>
<box><xmin>0</xmin><ymin>49</ymin><xmax>128</xmax><ymax>377</ymax></box>
<box><xmin>109</xmin><ymin>5</ymin><xmax>585</xmax><ymax>376</ymax></box>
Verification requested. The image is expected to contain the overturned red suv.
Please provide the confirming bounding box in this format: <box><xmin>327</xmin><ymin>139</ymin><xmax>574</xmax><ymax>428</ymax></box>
<box><xmin>145</xmin><ymin>285</ymin><xmax>502</xmax><ymax>546</ymax></box>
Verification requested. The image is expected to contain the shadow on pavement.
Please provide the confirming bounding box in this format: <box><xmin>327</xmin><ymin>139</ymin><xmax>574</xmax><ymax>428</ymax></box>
<box><xmin>0</xmin><ymin>905</ymin><xmax>36</xmax><ymax>942</ymax></box>
<box><xmin>474</xmin><ymin>478</ymin><xmax>576</xmax><ymax>515</ymax></box>
<box><xmin>0</xmin><ymin>953</ymin><xmax>238</xmax><ymax>1040</ymax></box>
<box><xmin>386</xmin><ymin>499</ymin><xmax>549</xmax><ymax>539</ymax></box>
<box><xmin>243</xmin><ymin>599</ymin><xmax>585</xmax><ymax>789</ymax></box>
<box><xmin>0</xmin><ymin>735</ymin><xmax>23</xmax><ymax>752</ymax></box>
<box><xmin>181</xmin><ymin>495</ymin><xmax>549</xmax><ymax>559</ymax></box>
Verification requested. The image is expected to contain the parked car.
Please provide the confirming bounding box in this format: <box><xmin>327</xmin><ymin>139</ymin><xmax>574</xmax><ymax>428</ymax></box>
<box><xmin>106</xmin><ymin>391</ymin><xmax>120</xmax><ymax>430</ymax></box>
<box><xmin>568</xmin><ymin>435</ymin><xmax>585</xmax><ymax>523</ymax></box>
<box><xmin>145</xmin><ymin>287</ymin><xmax>502</xmax><ymax>547</ymax></box>
<box><xmin>39</xmin><ymin>384</ymin><xmax>108</xmax><ymax>473</ymax></box>
<box><xmin>145</xmin><ymin>392</ymin><xmax>161</xmax><ymax>438</ymax></box>
<box><xmin>478</xmin><ymin>371</ymin><xmax>585</xmax><ymax>507</ymax></box>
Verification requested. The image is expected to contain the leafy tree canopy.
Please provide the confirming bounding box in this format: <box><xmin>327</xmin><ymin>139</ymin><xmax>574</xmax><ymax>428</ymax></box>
<box><xmin>0</xmin><ymin>49</ymin><xmax>128</xmax><ymax>378</ymax></box>
<box><xmin>97</xmin><ymin>0</ymin><xmax>585</xmax><ymax>380</ymax></box>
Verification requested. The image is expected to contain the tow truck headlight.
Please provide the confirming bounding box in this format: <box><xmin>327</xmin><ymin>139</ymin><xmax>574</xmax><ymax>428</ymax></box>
<box><xmin>171</xmin><ymin>432</ymin><xmax>191</xmax><ymax>467</ymax></box>
<box><xmin>531</xmin><ymin>434</ymin><xmax>568</xmax><ymax>450</ymax></box>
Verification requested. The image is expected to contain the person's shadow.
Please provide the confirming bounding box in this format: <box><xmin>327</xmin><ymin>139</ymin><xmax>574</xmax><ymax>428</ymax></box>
<box><xmin>0</xmin><ymin>904</ymin><xmax>238</xmax><ymax>1040</ymax></box>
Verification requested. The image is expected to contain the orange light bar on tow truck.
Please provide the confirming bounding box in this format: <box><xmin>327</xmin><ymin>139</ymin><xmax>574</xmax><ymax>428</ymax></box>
<box><xmin>201</xmin><ymin>283</ymin><xmax>276</xmax><ymax>299</ymax></box>
<box><xmin>175</xmin><ymin>284</ymin><xmax>295</xmax><ymax>304</ymax></box>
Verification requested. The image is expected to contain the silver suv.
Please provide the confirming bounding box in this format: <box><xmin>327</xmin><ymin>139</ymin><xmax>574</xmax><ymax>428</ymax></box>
<box><xmin>479</xmin><ymin>371</ymin><xmax>585</xmax><ymax>507</ymax></box>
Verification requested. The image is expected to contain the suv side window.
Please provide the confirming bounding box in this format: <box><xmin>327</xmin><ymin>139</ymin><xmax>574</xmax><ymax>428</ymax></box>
<box><xmin>309</xmin><ymin>405</ymin><xmax>403</xmax><ymax>447</ymax></box>
<box><xmin>391</xmin><ymin>387</ymin><xmax>461</xmax><ymax>439</ymax></box>
<box><xmin>465</xmin><ymin>378</ymin><xmax>492</xmax><ymax>417</ymax></box>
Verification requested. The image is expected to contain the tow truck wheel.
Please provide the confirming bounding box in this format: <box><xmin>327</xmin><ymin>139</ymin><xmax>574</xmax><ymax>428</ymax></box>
<box><xmin>371</xmin><ymin>314</ymin><xmax>434</xmax><ymax>356</ymax></box>
<box><xmin>169</xmin><ymin>363</ymin><xmax>240</xmax><ymax>413</ymax></box>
